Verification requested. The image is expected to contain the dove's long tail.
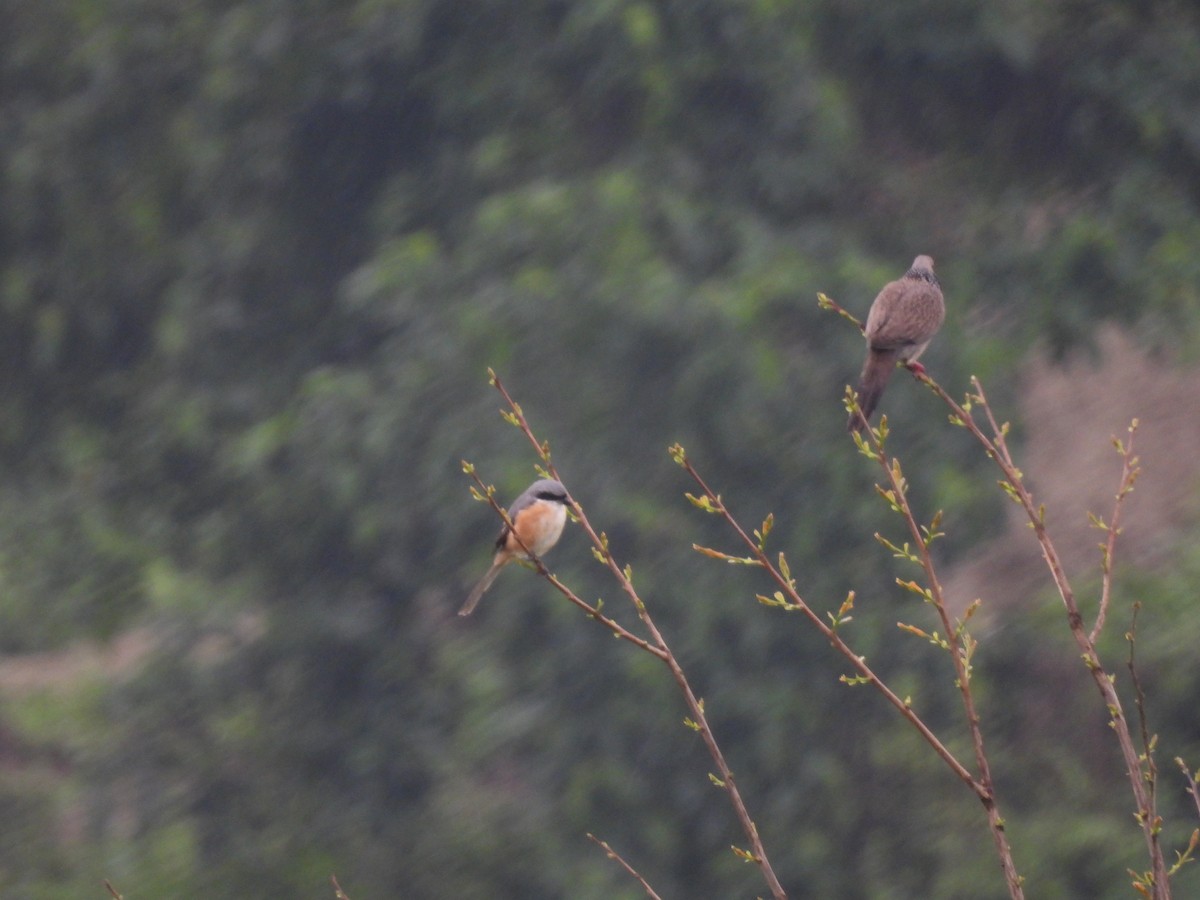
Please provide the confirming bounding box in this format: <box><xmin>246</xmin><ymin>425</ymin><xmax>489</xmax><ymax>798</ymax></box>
<box><xmin>848</xmin><ymin>348</ymin><xmax>899</xmax><ymax>433</ymax></box>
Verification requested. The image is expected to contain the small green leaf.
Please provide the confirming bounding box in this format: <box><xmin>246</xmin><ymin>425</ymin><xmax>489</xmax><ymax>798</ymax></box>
<box><xmin>754</xmin><ymin>512</ymin><xmax>774</xmax><ymax>549</ymax></box>
<box><xmin>731</xmin><ymin>844</ymin><xmax>758</xmax><ymax>863</ymax></box>
<box><xmin>778</xmin><ymin>552</ymin><xmax>792</xmax><ymax>583</ymax></box>
<box><xmin>896</xmin><ymin>578</ymin><xmax>930</xmax><ymax>600</ymax></box>
<box><xmin>956</xmin><ymin>599</ymin><xmax>982</xmax><ymax>635</ymax></box>
<box><xmin>698</xmin><ymin>545</ymin><xmax>761</xmax><ymax>566</ymax></box>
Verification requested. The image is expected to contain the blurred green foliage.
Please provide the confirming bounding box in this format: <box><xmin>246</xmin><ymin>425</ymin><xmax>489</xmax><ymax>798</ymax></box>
<box><xmin>1</xmin><ymin>0</ymin><xmax>1199</xmax><ymax>896</ymax></box>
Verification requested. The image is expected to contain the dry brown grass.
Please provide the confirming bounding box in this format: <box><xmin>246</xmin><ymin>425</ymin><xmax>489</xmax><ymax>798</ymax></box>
<box><xmin>944</xmin><ymin>326</ymin><xmax>1200</xmax><ymax>616</ymax></box>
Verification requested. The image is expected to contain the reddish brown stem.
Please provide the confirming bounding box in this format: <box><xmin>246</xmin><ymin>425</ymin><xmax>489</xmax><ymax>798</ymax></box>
<box><xmin>852</xmin><ymin>421</ymin><xmax>1023</xmax><ymax>898</ymax></box>
<box><xmin>587</xmin><ymin>834</ymin><xmax>665</xmax><ymax>900</ymax></box>
<box><xmin>678</xmin><ymin>456</ymin><xmax>983</xmax><ymax>797</ymax></box>
<box><xmin>1092</xmin><ymin>423</ymin><xmax>1140</xmax><ymax>644</ymax></box>
<box><xmin>921</xmin><ymin>374</ymin><xmax>1169</xmax><ymax>898</ymax></box>
<box><xmin>480</xmin><ymin>372</ymin><xmax>788</xmax><ymax>900</ymax></box>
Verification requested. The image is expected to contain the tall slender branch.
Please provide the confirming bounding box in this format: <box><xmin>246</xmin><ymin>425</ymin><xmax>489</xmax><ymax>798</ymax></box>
<box><xmin>916</xmin><ymin>373</ymin><xmax>1169</xmax><ymax>898</ymax></box>
<box><xmin>587</xmin><ymin>834</ymin><xmax>666</xmax><ymax>900</ymax></box>
<box><xmin>675</xmin><ymin>451</ymin><xmax>983</xmax><ymax>797</ymax></box>
<box><xmin>1177</xmin><ymin>759</ymin><xmax>1200</xmax><ymax>823</ymax></box>
<box><xmin>1092</xmin><ymin>422</ymin><xmax>1141</xmax><ymax>644</ymax></box>
<box><xmin>1127</xmin><ymin>603</ymin><xmax>1158</xmax><ymax>819</ymax></box>
<box><xmin>822</xmin><ymin>290</ymin><xmax>1170</xmax><ymax>894</ymax></box>
<box><xmin>849</xmin><ymin>415</ymin><xmax>1023</xmax><ymax>898</ymax></box>
<box><xmin>476</xmin><ymin>371</ymin><xmax>788</xmax><ymax>900</ymax></box>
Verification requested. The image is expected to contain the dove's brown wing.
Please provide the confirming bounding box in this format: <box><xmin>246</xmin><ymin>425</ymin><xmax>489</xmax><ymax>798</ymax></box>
<box><xmin>865</xmin><ymin>279</ymin><xmax>943</xmax><ymax>355</ymax></box>
<box><xmin>849</xmin><ymin>275</ymin><xmax>945</xmax><ymax>432</ymax></box>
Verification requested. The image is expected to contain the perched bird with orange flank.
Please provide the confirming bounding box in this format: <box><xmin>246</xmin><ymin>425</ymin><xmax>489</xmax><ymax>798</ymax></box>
<box><xmin>459</xmin><ymin>478</ymin><xmax>571</xmax><ymax>616</ymax></box>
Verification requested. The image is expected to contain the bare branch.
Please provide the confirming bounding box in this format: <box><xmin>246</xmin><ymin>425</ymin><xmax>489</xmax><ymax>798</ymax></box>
<box><xmin>1092</xmin><ymin>421</ymin><xmax>1141</xmax><ymax>644</ymax></box>
<box><xmin>1128</xmin><ymin>603</ymin><xmax>1158</xmax><ymax>801</ymax></box>
<box><xmin>852</xmin><ymin>417</ymin><xmax>1024</xmax><ymax>898</ymax></box>
<box><xmin>817</xmin><ymin>292</ymin><xmax>865</xmax><ymax>332</ymax></box>
<box><xmin>475</xmin><ymin>372</ymin><xmax>788</xmax><ymax>900</ymax></box>
<box><xmin>674</xmin><ymin>448</ymin><xmax>982</xmax><ymax>798</ymax></box>
<box><xmin>1176</xmin><ymin>759</ymin><xmax>1200</xmax><ymax>823</ymax></box>
<box><xmin>587</xmin><ymin>833</ymin><xmax>665</xmax><ymax>900</ymax></box>
<box><xmin>916</xmin><ymin>372</ymin><xmax>1170</xmax><ymax>898</ymax></box>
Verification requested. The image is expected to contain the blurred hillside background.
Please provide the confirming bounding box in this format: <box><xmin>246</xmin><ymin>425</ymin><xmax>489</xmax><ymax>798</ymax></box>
<box><xmin>3</xmin><ymin>1</ymin><xmax>1200</xmax><ymax>897</ymax></box>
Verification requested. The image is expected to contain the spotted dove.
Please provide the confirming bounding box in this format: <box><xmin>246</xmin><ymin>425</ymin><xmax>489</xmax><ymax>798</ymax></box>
<box><xmin>848</xmin><ymin>255</ymin><xmax>945</xmax><ymax>433</ymax></box>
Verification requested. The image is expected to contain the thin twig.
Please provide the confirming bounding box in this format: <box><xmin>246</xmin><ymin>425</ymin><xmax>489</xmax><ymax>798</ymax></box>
<box><xmin>676</xmin><ymin>451</ymin><xmax>982</xmax><ymax>797</ymax></box>
<box><xmin>587</xmin><ymin>833</ymin><xmax>665</xmax><ymax>900</ymax></box>
<box><xmin>331</xmin><ymin>875</ymin><xmax>351</xmax><ymax>899</ymax></box>
<box><xmin>1127</xmin><ymin>604</ymin><xmax>1159</xmax><ymax>817</ymax></box>
<box><xmin>477</xmin><ymin>372</ymin><xmax>788</xmax><ymax>900</ymax></box>
<box><xmin>103</xmin><ymin>881</ymin><xmax>123</xmax><ymax>900</ymax></box>
<box><xmin>916</xmin><ymin>372</ymin><xmax>1170</xmax><ymax>898</ymax></box>
<box><xmin>848</xmin><ymin>410</ymin><xmax>1024</xmax><ymax>899</ymax></box>
<box><xmin>1092</xmin><ymin>421</ymin><xmax>1141</xmax><ymax>644</ymax></box>
<box><xmin>823</xmin><ymin>291</ymin><xmax>1166</xmax><ymax>895</ymax></box>
<box><xmin>1176</xmin><ymin>759</ymin><xmax>1200</xmax><ymax>823</ymax></box>
<box><xmin>817</xmin><ymin>292</ymin><xmax>865</xmax><ymax>333</ymax></box>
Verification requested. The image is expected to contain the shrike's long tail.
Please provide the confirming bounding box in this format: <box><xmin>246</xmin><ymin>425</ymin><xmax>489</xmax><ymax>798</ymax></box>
<box><xmin>459</xmin><ymin>561</ymin><xmax>505</xmax><ymax>616</ymax></box>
